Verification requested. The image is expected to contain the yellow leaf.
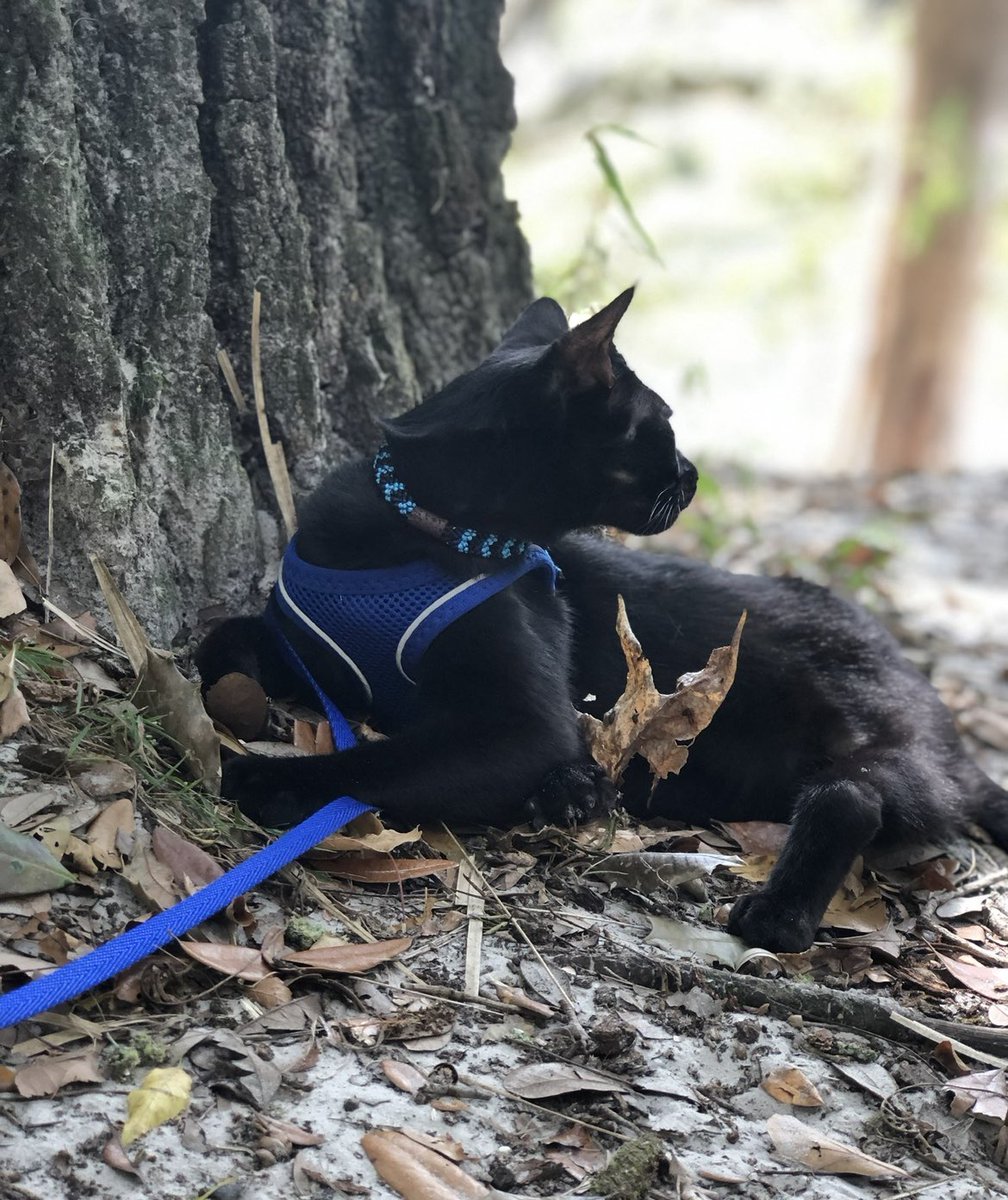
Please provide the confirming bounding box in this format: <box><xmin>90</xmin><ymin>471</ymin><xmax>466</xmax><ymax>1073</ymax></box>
<box><xmin>121</xmin><ymin>1067</ymin><xmax>192</xmax><ymax>1147</ymax></box>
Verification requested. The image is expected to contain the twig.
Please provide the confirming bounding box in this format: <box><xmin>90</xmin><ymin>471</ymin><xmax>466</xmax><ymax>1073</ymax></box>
<box><xmin>249</xmin><ymin>290</ymin><xmax>297</xmax><ymax>540</ymax></box>
<box><xmin>919</xmin><ymin>913</ymin><xmax>1008</xmax><ymax>968</ymax></box>
<box><xmin>442</xmin><ymin>825</ymin><xmax>590</xmax><ymax>1047</ymax></box>
<box><xmin>215</xmin><ymin>348</ymin><xmax>247</xmax><ymax>413</ymax></box>
<box><xmin>954</xmin><ymin>865</ymin><xmax>1008</xmax><ymax>896</ymax></box>
<box><xmin>458</xmin><ymin>858</ymin><xmax>485</xmax><ymax>999</ymax></box>
<box><xmin>45</xmin><ymin>441</ymin><xmax>54</xmax><ymax>598</ymax></box>
<box><xmin>888</xmin><ymin>1012</ymin><xmax>1008</xmax><ymax>1068</ymax></box>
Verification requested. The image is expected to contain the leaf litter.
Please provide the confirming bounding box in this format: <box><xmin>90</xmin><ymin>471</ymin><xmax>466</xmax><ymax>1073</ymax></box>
<box><xmin>0</xmin><ymin>473</ymin><xmax>1007</xmax><ymax>1197</ymax></box>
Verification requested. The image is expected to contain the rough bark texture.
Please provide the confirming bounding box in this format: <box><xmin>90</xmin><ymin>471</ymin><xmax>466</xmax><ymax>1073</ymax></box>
<box><xmin>0</xmin><ymin>0</ymin><xmax>530</xmax><ymax>642</ymax></box>
<box><xmin>858</xmin><ymin>0</ymin><xmax>1008</xmax><ymax>474</ymax></box>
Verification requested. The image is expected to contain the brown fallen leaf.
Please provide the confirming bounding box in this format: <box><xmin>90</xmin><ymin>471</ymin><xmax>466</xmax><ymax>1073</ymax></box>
<box><xmin>151</xmin><ymin>825</ymin><xmax>224</xmax><ymax>892</ymax></box>
<box><xmin>282</xmin><ymin>936</ymin><xmax>413</xmax><ymax>974</ymax></box>
<box><xmin>0</xmin><ymin>646</ymin><xmax>30</xmax><ymax>740</ymax></box>
<box><xmin>721</xmin><ymin>821</ymin><xmax>790</xmax><ymax>856</ymax></box>
<box><xmin>503</xmin><ymin>1061</ymin><xmax>630</xmax><ymax>1100</ymax></box>
<box><xmin>177</xmin><ymin>941</ymin><xmax>270</xmax><ymax>982</ymax></box>
<box><xmin>15</xmin><ymin>1049</ymin><xmax>104</xmax><ymax>1097</ymax></box>
<box><xmin>86</xmin><ymin>797</ymin><xmax>135</xmax><ymax>870</ymax></box>
<box><xmin>71</xmin><ymin>757</ymin><xmax>137</xmax><ymax>799</ymax></box>
<box><xmin>0</xmin><ymin>561</ymin><xmax>26</xmax><ymax>619</ymax></box>
<box><xmin>91</xmin><ymin>556</ymin><xmax>220</xmax><ymax>790</ymax></box>
<box><xmin>121</xmin><ymin>825</ymin><xmax>179</xmax><ymax>911</ymax></box>
<box><xmin>304</xmin><ymin>853</ymin><xmax>456</xmax><ymax>884</ymax></box>
<box><xmin>381</xmin><ymin>1059</ymin><xmax>428</xmax><ymax>1094</ymax></box>
<box><xmin>766</xmin><ymin>1113</ymin><xmax>907</xmax><ymax>1178</ymax></box>
<box><xmin>947</xmin><ymin>1067</ymin><xmax>1008</xmax><ymax>1124</ymax></box>
<box><xmin>318</xmin><ymin>812</ymin><xmax>422</xmax><ymax>854</ymax></box>
<box><xmin>0</xmin><ymin>462</ymin><xmax>23</xmax><ymax>566</ymax></box>
<box><xmin>362</xmin><ymin>1127</ymin><xmax>490</xmax><ymax>1198</ymax></box>
<box><xmin>247</xmin><ymin>974</ymin><xmax>294</xmax><ymax>1009</ymax></box>
<box><xmin>936</xmin><ymin>952</ymin><xmax>1008</xmax><ymax>1002</ymax></box>
<box><xmin>580</xmin><ymin>597</ymin><xmax>744</xmax><ymax>783</ymax></box>
<box><xmin>102</xmin><ymin>1135</ymin><xmax>142</xmax><ymax>1178</ymax></box>
<box><xmin>761</xmin><ymin>1066</ymin><xmax>824</xmax><ymax>1108</ymax></box>
<box><xmin>255</xmin><ymin>1113</ymin><xmax>324</xmax><ymax>1147</ymax></box>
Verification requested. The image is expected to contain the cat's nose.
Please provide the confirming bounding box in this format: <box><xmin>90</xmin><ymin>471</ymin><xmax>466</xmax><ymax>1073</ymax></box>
<box><xmin>676</xmin><ymin>453</ymin><xmax>698</xmax><ymax>508</ymax></box>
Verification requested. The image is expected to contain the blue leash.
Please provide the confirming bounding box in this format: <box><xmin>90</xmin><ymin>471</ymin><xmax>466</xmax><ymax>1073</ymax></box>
<box><xmin>0</xmin><ymin>625</ymin><xmax>373</xmax><ymax>1031</ymax></box>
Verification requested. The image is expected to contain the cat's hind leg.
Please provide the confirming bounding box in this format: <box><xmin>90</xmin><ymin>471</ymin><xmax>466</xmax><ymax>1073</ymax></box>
<box><xmin>726</xmin><ymin>747</ymin><xmax>956</xmax><ymax>952</ymax></box>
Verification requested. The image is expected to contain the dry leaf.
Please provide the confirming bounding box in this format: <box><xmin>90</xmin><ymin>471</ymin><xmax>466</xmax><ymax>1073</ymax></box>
<box><xmin>282</xmin><ymin>936</ymin><xmax>412</xmax><ymax>974</ymax></box>
<box><xmin>721</xmin><ymin>821</ymin><xmax>790</xmax><ymax>856</ymax></box>
<box><xmin>86</xmin><ymin>797</ymin><xmax>135</xmax><ymax>870</ymax></box>
<box><xmin>121</xmin><ymin>1067</ymin><xmax>192</xmax><ymax>1147</ymax></box>
<box><xmin>151</xmin><ymin>825</ymin><xmax>223</xmax><ymax>891</ymax></box>
<box><xmin>255</xmin><ymin>1113</ymin><xmax>324</xmax><ymax>1147</ymax></box>
<box><xmin>503</xmin><ymin>1061</ymin><xmax>630</xmax><ymax>1100</ymax></box>
<box><xmin>581</xmin><ymin>598</ymin><xmax>744</xmax><ymax>783</ymax></box>
<box><xmin>586</xmin><ymin>850</ymin><xmax>739</xmax><ymax>891</ymax></box>
<box><xmin>381</xmin><ymin>1059</ymin><xmax>428</xmax><ymax>1094</ymax></box>
<box><xmin>946</xmin><ymin>1068</ymin><xmax>1008</xmax><ymax>1124</ymax></box>
<box><xmin>766</xmin><ymin>1114</ymin><xmax>907</xmax><ymax>1178</ymax></box>
<box><xmin>936</xmin><ymin>952</ymin><xmax>1008</xmax><ymax>1002</ymax></box>
<box><xmin>362</xmin><ymin>1127</ymin><xmax>490</xmax><ymax>1199</ymax></box>
<box><xmin>646</xmin><ymin>914</ymin><xmax>776</xmax><ymax>970</ymax></box>
<box><xmin>91</xmin><ymin>556</ymin><xmax>220</xmax><ymax>789</ymax></box>
<box><xmin>305</xmin><ymin>853</ymin><xmax>456</xmax><ymax>883</ymax></box>
<box><xmin>121</xmin><ymin>825</ymin><xmax>179</xmax><ymax>911</ymax></box>
<box><xmin>102</xmin><ymin>1135</ymin><xmax>142</xmax><ymax>1177</ymax></box>
<box><xmin>761</xmin><ymin>1066</ymin><xmax>824</xmax><ymax>1107</ymax></box>
<box><xmin>177</xmin><ymin>941</ymin><xmax>269</xmax><ymax>982</ymax></box>
<box><xmin>15</xmin><ymin>1050</ymin><xmax>104</xmax><ymax>1097</ymax></box>
<box><xmin>0</xmin><ymin>823</ymin><xmax>76</xmax><ymax>896</ymax></box>
<box><xmin>71</xmin><ymin>757</ymin><xmax>136</xmax><ymax>798</ymax></box>
<box><xmin>247</xmin><ymin>974</ymin><xmax>294</xmax><ymax>1008</ymax></box>
<box><xmin>0</xmin><ymin>462</ymin><xmax>23</xmax><ymax>566</ymax></box>
<box><xmin>0</xmin><ymin>561</ymin><xmax>26</xmax><ymax>619</ymax></box>
<box><xmin>318</xmin><ymin>813</ymin><xmax>422</xmax><ymax>854</ymax></box>
<box><xmin>0</xmin><ymin>647</ymin><xmax>30</xmax><ymax>740</ymax></box>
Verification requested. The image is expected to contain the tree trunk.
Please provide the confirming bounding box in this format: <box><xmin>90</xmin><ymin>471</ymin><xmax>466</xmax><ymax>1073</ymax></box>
<box><xmin>858</xmin><ymin>0</ymin><xmax>1008</xmax><ymax>475</ymax></box>
<box><xmin>0</xmin><ymin>0</ymin><xmax>530</xmax><ymax>643</ymax></box>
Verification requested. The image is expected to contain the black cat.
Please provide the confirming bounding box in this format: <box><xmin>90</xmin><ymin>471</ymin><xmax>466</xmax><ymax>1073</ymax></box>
<box><xmin>197</xmin><ymin>289</ymin><xmax>1008</xmax><ymax>952</ymax></box>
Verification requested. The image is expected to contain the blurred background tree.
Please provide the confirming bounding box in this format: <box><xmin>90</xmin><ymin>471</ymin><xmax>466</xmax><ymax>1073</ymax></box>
<box><xmin>502</xmin><ymin>0</ymin><xmax>1008</xmax><ymax>475</ymax></box>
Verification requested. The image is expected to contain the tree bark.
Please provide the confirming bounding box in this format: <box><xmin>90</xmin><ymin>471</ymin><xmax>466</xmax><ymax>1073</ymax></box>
<box><xmin>857</xmin><ymin>0</ymin><xmax>1008</xmax><ymax>475</ymax></box>
<box><xmin>0</xmin><ymin>0</ymin><xmax>530</xmax><ymax>642</ymax></box>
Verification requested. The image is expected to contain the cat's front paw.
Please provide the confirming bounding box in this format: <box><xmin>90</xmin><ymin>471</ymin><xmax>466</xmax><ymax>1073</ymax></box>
<box><xmin>524</xmin><ymin>760</ymin><xmax>617</xmax><ymax>828</ymax></box>
<box><xmin>727</xmin><ymin>889</ymin><xmax>819</xmax><ymax>953</ymax></box>
<box><xmin>222</xmin><ymin>754</ymin><xmax>320</xmax><ymax>828</ymax></box>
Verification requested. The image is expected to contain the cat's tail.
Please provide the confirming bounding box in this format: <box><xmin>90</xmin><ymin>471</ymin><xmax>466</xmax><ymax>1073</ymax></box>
<box><xmin>965</xmin><ymin>771</ymin><xmax>1008</xmax><ymax>851</ymax></box>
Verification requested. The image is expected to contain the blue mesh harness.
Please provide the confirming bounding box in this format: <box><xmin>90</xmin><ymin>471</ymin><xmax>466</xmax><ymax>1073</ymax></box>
<box><xmin>272</xmin><ymin>537</ymin><xmax>558</xmax><ymax>730</ymax></box>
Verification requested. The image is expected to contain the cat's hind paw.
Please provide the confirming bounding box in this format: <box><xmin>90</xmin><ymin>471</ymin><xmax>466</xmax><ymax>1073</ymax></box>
<box><xmin>523</xmin><ymin>760</ymin><xmax>617</xmax><ymax>828</ymax></box>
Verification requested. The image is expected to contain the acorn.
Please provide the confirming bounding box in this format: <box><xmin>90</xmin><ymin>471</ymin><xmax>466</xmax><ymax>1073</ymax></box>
<box><xmin>204</xmin><ymin>672</ymin><xmax>268</xmax><ymax>740</ymax></box>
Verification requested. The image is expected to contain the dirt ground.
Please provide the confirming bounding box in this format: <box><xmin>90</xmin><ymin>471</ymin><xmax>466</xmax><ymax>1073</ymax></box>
<box><xmin>1</xmin><ymin>468</ymin><xmax>1007</xmax><ymax>1200</ymax></box>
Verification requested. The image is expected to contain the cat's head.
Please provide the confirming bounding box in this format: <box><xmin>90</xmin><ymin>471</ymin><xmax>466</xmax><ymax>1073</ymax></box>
<box><xmin>383</xmin><ymin>288</ymin><xmax>697</xmax><ymax>542</ymax></box>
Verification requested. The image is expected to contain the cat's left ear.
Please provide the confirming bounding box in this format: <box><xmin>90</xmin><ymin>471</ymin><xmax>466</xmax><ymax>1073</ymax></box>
<box><xmin>556</xmin><ymin>287</ymin><xmax>634</xmax><ymax>392</ymax></box>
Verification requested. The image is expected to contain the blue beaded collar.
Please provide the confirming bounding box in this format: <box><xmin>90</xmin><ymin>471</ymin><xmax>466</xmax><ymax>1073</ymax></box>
<box><xmin>373</xmin><ymin>444</ymin><xmax>530</xmax><ymax>561</ymax></box>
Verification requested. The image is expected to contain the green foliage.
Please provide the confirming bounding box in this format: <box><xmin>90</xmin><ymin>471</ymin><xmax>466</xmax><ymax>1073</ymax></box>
<box><xmin>584</xmin><ymin>125</ymin><xmax>663</xmax><ymax>265</ymax></box>
<box><xmin>901</xmin><ymin>96</ymin><xmax>971</xmax><ymax>256</ymax></box>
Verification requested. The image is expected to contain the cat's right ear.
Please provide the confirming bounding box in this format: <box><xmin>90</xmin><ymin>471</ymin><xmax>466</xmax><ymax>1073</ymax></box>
<box><xmin>555</xmin><ymin>287</ymin><xmax>634</xmax><ymax>392</ymax></box>
<box><xmin>495</xmin><ymin>297</ymin><xmax>570</xmax><ymax>352</ymax></box>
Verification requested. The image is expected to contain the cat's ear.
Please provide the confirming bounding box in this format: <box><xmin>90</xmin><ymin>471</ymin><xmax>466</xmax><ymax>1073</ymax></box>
<box><xmin>496</xmin><ymin>297</ymin><xmax>570</xmax><ymax>352</ymax></box>
<box><xmin>556</xmin><ymin>287</ymin><xmax>635</xmax><ymax>391</ymax></box>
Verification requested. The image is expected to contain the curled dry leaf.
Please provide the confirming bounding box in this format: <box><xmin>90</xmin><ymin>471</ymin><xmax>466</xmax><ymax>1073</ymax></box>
<box><xmin>580</xmin><ymin>597</ymin><xmax>745</xmax><ymax>784</ymax></box>
<box><xmin>0</xmin><ymin>647</ymin><xmax>30</xmax><ymax>740</ymax></box>
<box><xmin>102</xmin><ymin>1135</ymin><xmax>142</xmax><ymax>1178</ymax></box>
<box><xmin>247</xmin><ymin>974</ymin><xmax>294</xmax><ymax>1009</ymax></box>
<box><xmin>761</xmin><ymin>1066</ymin><xmax>824</xmax><ymax>1108</ymax></box>
<box><xmin>0</xmin><ymin>461</ymin><xmax>23</xmax><ymax>566</ymax></box>
<box><xmin>362</xmin><ymin>1127</ymin><xmax>490</xmax><ymax>1199</ymax></box>
<box><xmin>121</xmin><ymin>1067</ymin><xmax>192</xmax><ymax>1147</ymax></box>
<box><xmin>0</xmin><ymin>822</ymin><xmax>76</xmax><ymax>896</ymax></box>
<box><xmin>766</xmin><ymin>1114</ymin><xmax>907</xmax><ymax>1178</ymax></box>
<box><xmin>936</xmin><ymin>952</ymin><xmax>1008</xmax><ymax>1002</ymax></box>
<box><xmin>255</xmin><ymin>1113</ymin><xmax>325</xmax><ymax>1147</ymax></box>
<box><xmin>586</xmin><ymin>850</ymin><xmax>740</xmax><ymax>891</ymax></box>
<box><xmin>0</xmin><ymin>561</ymin><xmax>26</xmax><ymax>619</ymax></box>
<box><xmin>91</xmin><ymin>556</ymin><xmax>220</xmax><ymax>790</ymax></box>
<box><xmin>318</xmin><ymin>812</ymin><xmax>422</xmax><ymax>854</ymax></box>
<box><xmin>85</xmin><ymin>797</ymin><xmax>135</xmax><ymax>870</ymax></box>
